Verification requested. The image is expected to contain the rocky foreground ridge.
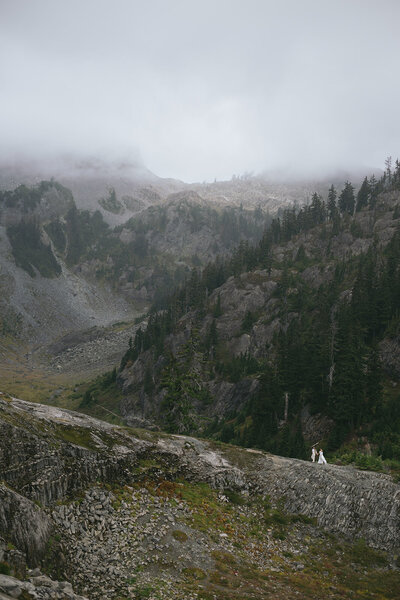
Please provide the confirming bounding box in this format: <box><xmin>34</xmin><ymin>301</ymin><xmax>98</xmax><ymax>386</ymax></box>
<box><xmin>0</xmin><ymin>395</ymin><xmax>399</xmax><ymax>599</ymax></box>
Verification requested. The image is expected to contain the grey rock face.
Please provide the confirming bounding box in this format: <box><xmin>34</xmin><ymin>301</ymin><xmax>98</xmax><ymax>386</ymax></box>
<box><xmin>248</xmin><ymin>452</ymin><xmax>400</xmax><ymax>552</ymax></box>
<box><xmin>0</xmin><ymin>486</ymin><xmax>51</xmax><ymax>565</ymax></box>
<box><xmin>300</xmin><ymin>405</ymin><xmax>334</xmax><ymax>443</ymax></box>
<box><xmin>379</xmin><ymin>335</ymin><xmax>400</xmax><ymax>379</ymax></box>
<box><xmin>207</xmin><ymin>378</ymin><xmax>259</xmax><ymax>417</ymax></box>
<box><xmin>0</xmin><ymin>396</ymin><xmax>399</xmax><ymax>560</ymax></box>
<box><xmin>0</xmin><ymin>574</ymin><xmax>23</xmax><ymax>599</ymax></box>
<box><xmin>0</xmin><ymin>572</ymin><xmax>88</xmax><ymax>600</ymax></box>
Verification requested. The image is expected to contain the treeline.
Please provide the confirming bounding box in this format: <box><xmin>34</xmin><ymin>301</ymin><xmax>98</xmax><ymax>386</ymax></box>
<box><xmin>0</xmin><ymin>180</ymin><xmax>72</xmax><ymax>213</ymax></box>
<box><xmin>7</xmin><ymin>219</ymin><xmax>61</xmax><ymax>278</ymax></box>
<box><xmin>270</xmin><ymin>157</ymin><xmax>400</xmax><ymax>244</ymax></box>
<box><xmin>121</xmin><ymin>201</ymin><xmax>271</xmax><ymax>247</ymax></box>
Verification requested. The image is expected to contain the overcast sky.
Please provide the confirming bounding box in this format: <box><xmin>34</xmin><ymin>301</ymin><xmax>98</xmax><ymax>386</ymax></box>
<box><xmin>0</xmin><ymin>0</ymin><xmax>399</xmax><ymax>182</ymax></box>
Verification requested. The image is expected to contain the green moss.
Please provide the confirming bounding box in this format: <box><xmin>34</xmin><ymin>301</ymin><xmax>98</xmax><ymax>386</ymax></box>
<box><xmin>122</xmin><ymin>426</ymin><xmax>164</xmax><ymax>442</ymax></box>
<box><xmin>211</xmin><ymin>550</ymin><xmax>237</xmax><ymax>567</ymax></box>
<box><xmin>138</xmin><ymin>458</ymin><xmax>163</xmax><ymax>470</ymax></box>
<box><xmin>0</xmin><ymin>561</ymin><xmax>10</xmax><ymax>575</ymax></box>
<box><xmin>172</xmin><ymin>530</ymin><xmax>188</xmax><ymax>542</ymax></box>
<box><xmin>131</xmin><ymin>583</ymin><xmax>159</xmax><ymax>599</ymax></box>
<box><xmin>18</xmin><ymin>591</ymin><xmax>35</xmax><ymax>600</ymax></box>
<box><xmin>178</xmin><ymin>481</ymin><xmax>234</xmax><ymax>534</ymax></box>
<box><xmin>223</xmin><ymin>489</ymin><xmax>246</xmax><ymax>505</ymax></box>
<box><xmin>54</xmin><ymin>425</ymin><xmax>99</xmax><ymax>450</ymax></box>
<box><xmin>183</xmin><ymin>567</ymin><xmax>206</xmax><ymax>580</ymax></box>
<box><xmin>350</xmin><ymin>538</ymin><xmax>388</xmax><ymax>568</ymax></box>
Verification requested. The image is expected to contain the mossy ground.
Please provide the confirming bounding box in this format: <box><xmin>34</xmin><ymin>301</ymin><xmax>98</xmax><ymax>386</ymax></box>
<box><xmin>0</xmin><ymin>359</ymin><xmax>74</xmax><ymax>406</ymax></box>
<box><xmin>115</xmin><ymin>479</ymin><xmax>400</xmax><ymax>600</ymax></box>
<box><xmin>0</xmin><ymin>350</ymin><xmax>125</xmax><ymax>427</ymax></box>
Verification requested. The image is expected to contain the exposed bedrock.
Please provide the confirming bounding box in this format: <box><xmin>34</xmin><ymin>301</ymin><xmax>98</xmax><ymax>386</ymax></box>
<box><xmin>0</xmin><ymin>396</ymin><xmax>399</xmax><ymax>561</ymax></box>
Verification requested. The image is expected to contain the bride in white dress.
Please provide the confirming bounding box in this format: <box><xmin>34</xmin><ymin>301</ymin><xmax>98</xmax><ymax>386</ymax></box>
<box><xmin>318</xmin><ymin>449</ymin><xmax>327</xmax><ymax>464</ymax></box>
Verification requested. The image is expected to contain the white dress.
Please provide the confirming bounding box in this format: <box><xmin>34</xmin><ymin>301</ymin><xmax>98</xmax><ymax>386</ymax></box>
<box><xmin>311</xmin><ymin>448</ymin><xmax>317</xmax><ymax>462</ymax></box>
<box><xmin>318</xmin><ymin>451</ymin><xmax>327</xmax><ymax>464</ymax></box>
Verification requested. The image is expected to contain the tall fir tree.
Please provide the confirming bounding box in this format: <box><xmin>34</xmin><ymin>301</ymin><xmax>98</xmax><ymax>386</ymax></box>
<box><xmin>327</xmin><ymin>185</ymin><xmax>338</xmax><ymax>220</ymax></box>
<box><xmin>356</xmin><ymin>177</ymin><xmax>370</xmax><ymax>211</ymax></box>
<box><xmin>338</xmin><ymin>181</ymin><xmax>355</xmax><ymax>215</ymax></box>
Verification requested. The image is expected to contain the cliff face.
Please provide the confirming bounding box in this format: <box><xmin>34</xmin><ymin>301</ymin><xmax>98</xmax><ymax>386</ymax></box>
<box><xmin>1</xmin><ymin>395</ymin><xmax>399</xmax><ymax>599</ymax></box>
<box><xmin>1</xmin><ymin>396</ymin><xmax>399</xmax><ymax>550</ymax></box>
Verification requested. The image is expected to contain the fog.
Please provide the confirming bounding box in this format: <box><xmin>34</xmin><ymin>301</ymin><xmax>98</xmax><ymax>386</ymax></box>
<box><xmin>1</xmin><ymin>0</ymin><xmax>399</xmax><ymax>182</ymax></box>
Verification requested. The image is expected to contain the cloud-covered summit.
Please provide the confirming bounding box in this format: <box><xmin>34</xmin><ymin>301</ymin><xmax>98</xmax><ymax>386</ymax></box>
<box><xmin>1</xmin><ymin>0</ymin><xmax>399</xmax><ymax>182</ymax></box>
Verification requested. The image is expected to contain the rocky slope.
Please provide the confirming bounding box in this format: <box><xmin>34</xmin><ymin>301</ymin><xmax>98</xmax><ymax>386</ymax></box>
<box><xmin>0</xmin><ymin>180</ymin><xmax>140</xmax><ymax>352</ymax></box>
<box><xmin>0</xmin><ymin>179</ymin><xmax>268</xmax><ymax>349</ymax></box>
<box><xmin>0</xmin><ymin>395</ymin><xmax>399</xmax><ymax>599</ymax></box>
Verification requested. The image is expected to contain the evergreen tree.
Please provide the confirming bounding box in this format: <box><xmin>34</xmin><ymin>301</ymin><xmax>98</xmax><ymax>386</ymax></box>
<box><xmin>310</xmin><ymin>192</ymin><xmax>325</xmax><ymax>225</ymax></box>
<box><xmin>213</xmin><ymin>293</ymin><xmax>222</xmax><ymax>317</ymax></box>
<box><xmin>220</xmin><ymin>422</ymin><xmax>235</xmax><ymax>443</ymax></box>
<box><xmin>295</xmin><ymin>244</ymin><xmax>307</xmax><ymax>263</ymax></box>
<box><xmin>205</xmin><ymin>319</ymin><xmax>218</xmax><ymax>357</ymax></box>
<box><xmin>327</xmin><ymin>185</ymin><xmax>338</xmax><ymax>221</ymax></box>
<box><xmin>393</xmin><ymin>159</ymin><xmax>400</xmax><ymax>190</ymax></box>
<box><xmin>144</xmin><ymin>365</ymin><xmax>154</xmax><ymax>394</ymax></box>
<box><xmin>80</xmin><ymin>390</ymin><xmax>94</xmax><ymax>407</ymax></box>
<box><xmin>241</xmin><ymin>310</ymin><xmax>256</xmax><ymax>333</ymax></box>
<box><xmin>66</xmin><ymin>204</ymin><xmax>84</xmax><ymax>266</ymax></box>
<box><xmin>278</xmin><ymin>424</ymin><xmax>291</xmax><ymax>457</ymax></box>
<box><xmin>384</xmin><ymin>156</ymin><xmax>392</xmax><ymax>185</ymax></box>
<box><xmin>338</xmin><ymin>181</ymin><xmax>355</xmax><ymax>215</ymax></box>
<box><xmin>365</xmin><ymin>346</ymin><xmax>383</xmax><ymax>419</ymax></box>
<box><xmin>291</xmin><ymin>419</ymin><xmax>307</xmax><ymax>459</ymax></box>
<box><xmin>356</xmin><ymin>177</ymin><xmax>370</xmax><ymax>211</ymax></box>
<box><xmin>160</xmin><ymin>354</ymin><xmax>195</xmax><ymax>434</ymax></box>
<box><xmin>369</xmin><ymin>174</ymin><xmax>379</xmax><ymax>208</ymax></box>
<box><xmin>329</xmin><ymin>305</ymin><xmax>366</xmax><ymax>427</ymax></box>
<box><xmin>249</xmin><ymin>365</ymin><xmax>281</xmax><ymax>450</ymax></box>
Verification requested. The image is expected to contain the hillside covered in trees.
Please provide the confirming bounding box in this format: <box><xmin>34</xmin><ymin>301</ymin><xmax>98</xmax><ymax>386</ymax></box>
<box><xmin>114</xmin><ymin>159</ymin><xmax>400</xmax><ymax>471</ymax></box>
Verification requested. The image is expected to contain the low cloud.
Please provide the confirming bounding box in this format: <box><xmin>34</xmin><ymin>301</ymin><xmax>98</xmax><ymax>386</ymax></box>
<box><xmin>0</xmin><ymin>0</ymin><xmax>399</xmax><ymax>182</ymax></box>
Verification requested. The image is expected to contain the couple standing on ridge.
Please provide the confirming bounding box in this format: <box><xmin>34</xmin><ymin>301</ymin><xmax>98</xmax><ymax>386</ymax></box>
<box><xmin>311</xmin><ymin>446</ymin><xmax>327</xmax><ymax>464</ymax></box>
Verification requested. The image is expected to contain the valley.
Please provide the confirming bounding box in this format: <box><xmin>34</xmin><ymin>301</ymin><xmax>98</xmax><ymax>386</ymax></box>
<box><xmin>0</xmin><ymin>159</ymin><xmax>400</xmax><ymax>600</ymax></box>
<box><xmin>2</xmin><ymin>2</ymin><xmax>400</xmax><ymax>598</ymax></box>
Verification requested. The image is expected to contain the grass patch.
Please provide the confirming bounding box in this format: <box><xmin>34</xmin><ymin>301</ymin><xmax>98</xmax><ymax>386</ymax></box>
<box><xmin>349</xmin><ymin>538</ymin><xmax>388</xmax><ymax>568</ymax></box>
<box><xmin>224</xmin><ymin>489</ymin><xmax>246</xmax><ymax>505</ymax></box>
<box><xmin>0</xmin><ymin>562</ymin><xmax>10</xmax><ymax>575</ymax></box>
<box><xmin>172</xmin><ymin>530</ymin><xmax>188</xmax><ymax>542</ymax></box>
<box><xmin>132</xmin><ymin>583</ymin><xmax>159</xmax><ymax>599</ymax></box>
<box><xmin>183</xmin><ymin>567</ymin><xmax>206</xmax><ymax>580</ymax></box>
<box><xmin>0</xmin><ymin>360</ymin><xmax>75</xmax><ymax>406</ymax></box>
<box><xmin>178</xmin><ymin>482</ymin><xmax>234</xmax><ymax>535</ymax></box>
<box><xmin>123</xmin><ymin>427</ymin><xmax>165</xmax><ymax>442</ymax></box>
<box><xmin>54</xmin><ymin>425</ymin><xmax>99</xmax><ymax>450</ymax></box>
